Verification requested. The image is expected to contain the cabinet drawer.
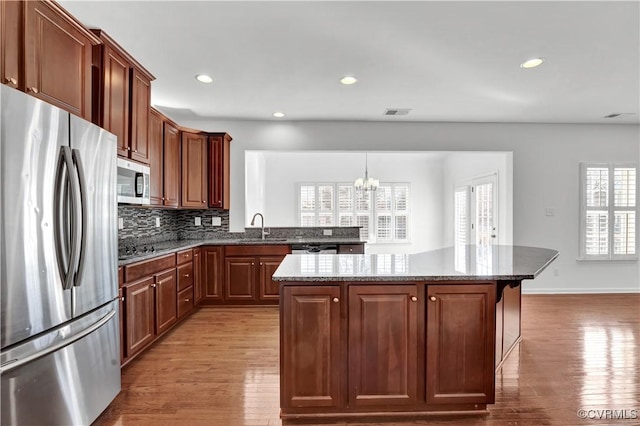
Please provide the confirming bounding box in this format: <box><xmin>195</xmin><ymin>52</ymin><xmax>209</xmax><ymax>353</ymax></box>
<box><xmin>177</xmin><ymin>286</ymin><xmax>194</xmax><ymax>318</ymax></box>
<box><xmin>176</xmin><ymin>248</ymin><xmax>193</xmax><ymax>265</ymax></box>
<box><xmin>337</xmin><ymin>244</ymin><xmax>364</xmax><ymax>254</ymax></box>
<box><xmin>177</xmin><ymin>262</ymin><xmax>194</xmax><ymax>291</ymax></box>
<box><xmin>125</xmin><ymin>253</ymin><xmax>176</xmax><ymax>283</ymax></box>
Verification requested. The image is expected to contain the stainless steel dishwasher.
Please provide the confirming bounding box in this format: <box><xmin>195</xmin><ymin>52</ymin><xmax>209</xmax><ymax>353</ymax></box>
<box><xmin>290</xmin><ymin>244</ymin><xmax>338</xmax><ymax>254</ymax></box>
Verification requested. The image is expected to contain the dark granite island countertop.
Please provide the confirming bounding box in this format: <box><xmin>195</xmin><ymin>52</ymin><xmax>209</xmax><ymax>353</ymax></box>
<box><xmin>272</xmin><ymin>244</ymin><xmax>559</xmax><ymax>282</ymax></box>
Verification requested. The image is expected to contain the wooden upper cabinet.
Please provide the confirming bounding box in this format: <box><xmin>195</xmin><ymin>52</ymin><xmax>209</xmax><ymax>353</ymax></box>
<box><xmin>22</xmin><ymin>0</ymin><xmax>98</xmax><ymax>120</ymax></box>
<box><xmin>148</xmin><ymin>108</ymin><xmax>164</xmax><ymax>206</ymax></box>
<box><xmin>348</xmin><ymin>285</ymin><xmax>419</xmax><ymax>407</ymax></box>
<box><xmin>1</xmin><ymin>0</ymin><xmax>21</xmax><ymax>89</ymax></box>
<box><xmin>129</xmin><ymin>67</ymin><xmax>151</xmax><ymax>163</ymax></box>
<box><xmin>181</xmin><ymin>131</ymin><xmax>208</xmax><ymax>208</ymax></box>
<box><xmin>209</xmin><ymin>133</ymin><xmax>232</xmax><ymax>209</ymax></box>
<box><xmin>92</xmin><ymin>32</ymin><xmax>130</xmax><ymax>154</ymax></box>
<box><xmin>163</xmin><ymin>122</ymin><xmax>180</xmax><ymax>207</ymax></box>
<box><xmin>426</xmin><ymin>283</ymin><xmax>496</xmax><ymax>405</ymax></box>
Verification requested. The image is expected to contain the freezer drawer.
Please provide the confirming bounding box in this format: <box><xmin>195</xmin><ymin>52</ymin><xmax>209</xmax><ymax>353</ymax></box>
<box><xmin>1</xmin><ymin>302</ymin><xmax>121</xmax><ymax>426</ymax></box>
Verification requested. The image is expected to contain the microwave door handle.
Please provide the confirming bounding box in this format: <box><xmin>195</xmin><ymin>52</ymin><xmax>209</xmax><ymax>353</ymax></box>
<box><xmin>54</xmin><ymin>148</ymin><xmax>71</xmax><ymax>287</ymax></box>
<box><xmin>71</xmin><ymin>149</ymin><xmax>88</xmax><ymax>287</ymax></box>
<box><xmin>134</xmin><ymin>172</ymin><xmax>143</xmax><ymax>197</ymax></box>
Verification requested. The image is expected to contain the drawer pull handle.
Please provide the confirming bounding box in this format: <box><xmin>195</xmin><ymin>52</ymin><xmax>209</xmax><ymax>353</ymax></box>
<box><xmin>429</xmin><ymin>296</ymin><xmax>436</xmax><ymax>302</ymax></box>
<box><xmin>332</xmin><ymin>297</ymin><xmax>339</xmax><ymax>303</ymax></box>
<box><xmin>411</xmin><ymin>296</ymin><xmax>418</xmax><ymax>302</ymax></box>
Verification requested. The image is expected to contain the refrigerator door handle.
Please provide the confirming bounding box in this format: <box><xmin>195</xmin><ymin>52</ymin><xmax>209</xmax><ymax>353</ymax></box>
<box><xmin>71</xmin><ymin>149</ymin><xmax>88</xmax><ymax>287</ymax></box>
<box><xmin>0</xmin><ymin>309</ymin><xmax>116</xmax><ymax>375</ymax></box>
<box><xmin>54</xmin><ymin>147</ymin><xmax>79</xmax><ymax>290</ymax></box>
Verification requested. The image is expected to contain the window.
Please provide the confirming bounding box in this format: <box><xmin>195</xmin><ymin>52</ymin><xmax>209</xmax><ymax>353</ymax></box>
<box><xmin>298</xmin><ymin>183</ymin><xmax>410</xmax><ymax>242</ymax></box>
<box><xmin>580</xmin><ymin>163</ymin><xmax>637</xmax><ymax>260</ymax></box>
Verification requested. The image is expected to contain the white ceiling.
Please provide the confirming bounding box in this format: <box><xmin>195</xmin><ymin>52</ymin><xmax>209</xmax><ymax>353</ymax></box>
<box><xmin>60</xmin><ymin>1</ymin><xmax>640</xmax><ymax>124</ymax></box>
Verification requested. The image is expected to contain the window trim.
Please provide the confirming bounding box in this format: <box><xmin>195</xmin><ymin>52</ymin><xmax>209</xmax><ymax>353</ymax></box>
<box><xmin>578</xmin><ymin>162</ymin><xmax>638</xmax><ymax>261</ymax></box>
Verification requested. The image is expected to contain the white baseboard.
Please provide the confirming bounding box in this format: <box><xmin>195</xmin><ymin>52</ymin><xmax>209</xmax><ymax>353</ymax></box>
<box><xmin>522</xmin><ymin>288</ymin><xmax>640</xmax><ymax>295</ymax></box>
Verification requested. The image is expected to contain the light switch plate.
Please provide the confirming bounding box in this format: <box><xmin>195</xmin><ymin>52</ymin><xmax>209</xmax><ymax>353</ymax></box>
<box><xmin>155</xmin><ymin>217</ymin><xmax>161</xmax><ymax>227</ymax></box>
<box><xmin>211</xmin><ymin>216</ymin><xmax>222</xmax><ymax>226</ymax></box>
<box><xmin>545</xmin><ymin>208</ymin><xmax>555</xmax><ymax>217</ymax></box>
<box><xmin>118</xmin><ymin>217</ymin><xmax>124</xmax><ymax>230</ymax></box>
<box><xmin>323</xmin><ymin>229</ymin><xmax>332</xmax><ymax>236</ymax></box>
<box><xmin>195</xmin><ymin>217</ymin><xmax>202</xmax><ymax>226</ymax></box>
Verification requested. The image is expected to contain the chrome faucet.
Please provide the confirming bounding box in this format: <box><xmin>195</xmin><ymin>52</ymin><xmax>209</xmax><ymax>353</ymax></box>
<box><xmin>250</xmin><ymin>212</ymin><xmax>270</xmax><ymax>240</ymax></box>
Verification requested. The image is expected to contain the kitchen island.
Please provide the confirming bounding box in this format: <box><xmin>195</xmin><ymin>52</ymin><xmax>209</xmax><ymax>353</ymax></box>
<box><xmin>272</xmin><ymin>245</ymin><xmax>558</xmax><ymax>421</ymax></box>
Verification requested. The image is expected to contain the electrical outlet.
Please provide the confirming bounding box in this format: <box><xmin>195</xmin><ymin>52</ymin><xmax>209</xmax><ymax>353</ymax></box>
<box><xmin>323</xmin><ymin>229</ymin><xmax>332</xmax><ymax>236</ymax></box>
<box><xmin>155</xmin><ymin>217</ymin><xmax>160</xmax><ymax>227</ymax></box>
<box><xmin>211</xmin><ymin>216</ymin><xmax>222</xmax><ymax>226</ymax></box>
<box><xmin>195</xmin><ymin>217</ymin><xmax>202</xmax><ymax>226</ymax></box>
<box><xmin>118</xmin><ymin>217</ymin><xmax>124</xmax><ymax>230</ymax></box>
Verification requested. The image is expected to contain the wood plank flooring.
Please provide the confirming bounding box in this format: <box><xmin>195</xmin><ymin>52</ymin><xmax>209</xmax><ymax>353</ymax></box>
<box><xmin>93</xmin><ymin>294</ymin><xmax>640</xmax><ymax>426</ymax></box>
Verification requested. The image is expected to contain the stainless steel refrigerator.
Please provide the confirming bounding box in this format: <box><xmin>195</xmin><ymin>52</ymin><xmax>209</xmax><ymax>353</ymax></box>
<box><xmin>1</xmin><ymin>85</ymin><xmax>120</xmax><ymax>425</ymax></box>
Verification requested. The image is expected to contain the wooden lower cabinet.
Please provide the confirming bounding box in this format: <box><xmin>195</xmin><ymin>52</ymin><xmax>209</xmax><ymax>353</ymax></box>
<box><xmin>281</xmin><ymin>285</ymin><xmax>342</xmax><ymax>409</ymax></box>
<box><xmin>280</xmin><ymin>281</ymin><xmax>497</xmax><ymax>419</ymax></box>
<box><xmin>202</xmin><ymin>246</ymin><xmax>223</xmax><ymax>302</ymax></box>
<box><xmin>124</xmin><ymin>276</ymin><xmax>155</xmax><ymax>359</ymax></box>
<box><xmin>193</xmin><ymin>248</ymin><xmax>203</xmax><ymax>305</ymax></box>
<box><xmin>225</xmin><ymin>256</ymin><xmax>256</xmax><ymax>301</ymax></box>
<box><xmin>425</xmin><ymin>283</ymin><xmax>496</xmax><ymax>405</ymax></box>
<box><xmin>258</xmin><ymin>256</ymin><xmax>286</xmax><ymax>301</ymax></box>
<box><xmin>154</xmin><ymin>269</ymin><xmax>177</xmax><ymax>335</ymax></box>
<box><xmin>348</xmin><ymin>285</ymin><xmax>419</xmax><ymax>406</ymax></box>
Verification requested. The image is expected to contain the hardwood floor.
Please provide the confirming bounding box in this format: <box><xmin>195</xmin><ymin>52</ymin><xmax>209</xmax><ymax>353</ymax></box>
<box><xmin>93</xmin><ymin>294</ymin><xmax>640</xmax><ymax>426</ymax></box>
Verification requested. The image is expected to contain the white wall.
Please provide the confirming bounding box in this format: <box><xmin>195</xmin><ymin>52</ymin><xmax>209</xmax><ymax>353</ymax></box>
<box><xmin>245</xmin><ymin>151</ymin><xmax>445</xmax><ymax>254</ymax></box>
<box><xmin>442</xmin><ymin>152</ymin><xmax>513</xmax><ymax>246</ymax></box>
<box><xmin>182</xmin><ymin>119</ymin><xmax>640</xmax><ymax>294</ymax></box>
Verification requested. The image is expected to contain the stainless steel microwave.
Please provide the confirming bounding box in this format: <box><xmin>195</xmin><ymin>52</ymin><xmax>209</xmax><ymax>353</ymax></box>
<box><xmin>117</xmin><ymin>158</ymin><xmax>150</xmax><ymax>205</ymax></box>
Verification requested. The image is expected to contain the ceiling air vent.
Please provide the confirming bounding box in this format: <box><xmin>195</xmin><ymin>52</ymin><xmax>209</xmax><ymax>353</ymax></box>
<box><xmin>384</xmin><ymin>108</ymin><xmax>411</xmax><ymax>116</ymax></box>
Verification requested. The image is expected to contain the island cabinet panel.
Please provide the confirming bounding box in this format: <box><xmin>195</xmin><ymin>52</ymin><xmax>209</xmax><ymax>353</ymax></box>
<box><xmin>281</xmin><ymin>286</ymin><xmax>342</xmax><ymax>409</ymax></box>
<box><xmin>203</xmin><ymin>246</ymin><xmax>223</xmax><ymax>301</ymax></box>
<box><xmin>426</xmin><ymin>284</ymin><xmax>496</xmax><ymax>405</ymax></box>
<box><xmin>348</xmin><ymin>285</ymin><xmax>419</xmax><ymax>406</ymax></box>
<box><xmin>502</xmin><ymin>284</ymin><xmax>521</xmax><ymax>360</ymax></box>
<box><xmin>225</xmin><ymin>257</ymin><xmax>256</xmax><ymax>301</ymax></box>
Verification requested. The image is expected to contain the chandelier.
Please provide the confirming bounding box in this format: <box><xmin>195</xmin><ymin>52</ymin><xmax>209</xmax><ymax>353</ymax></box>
<box><xmin>354</xmin><ymin>153</ymin><xmax>379</xmax><ymax>192</ymax></box>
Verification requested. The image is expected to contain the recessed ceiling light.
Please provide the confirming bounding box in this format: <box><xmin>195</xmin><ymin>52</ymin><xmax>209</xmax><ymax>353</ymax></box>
<box><xmin>340</xmin><ymin>75</ymin><xmax>358</xmax><ymax>85</ymax></box>
<box><xmin>195</xmin><ymin>74</ymin><xmax>213</xmax><ymax>83</ymax></box>
<box><xmin>273</xmin><ymin>112</ymin><xmax>285</xmax><ymax>118</ymax></box>
<box><xmin>520</xmin><ymin>58</ymin><xmax>545</xmax><ymax>69</ymax></box>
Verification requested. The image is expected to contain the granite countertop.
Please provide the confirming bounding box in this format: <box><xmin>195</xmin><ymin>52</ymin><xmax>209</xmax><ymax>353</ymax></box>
<box><xmin>272</xmin><ymin>245</ymin><xmax>559</xmax><ymax>282</ymax></box>
<box><xmin>118</xmin><ymin>237</ymin><xmax>367</xmax><ymax>266</ymax></box>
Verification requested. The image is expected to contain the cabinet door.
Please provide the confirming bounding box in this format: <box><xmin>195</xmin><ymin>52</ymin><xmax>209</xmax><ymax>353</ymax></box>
<box><xmin>281</xmin><ymin>285</ymin><xmax>342</xmax><ymax>408</ymax></box>
<box><xmin>203</xmin><ymin>246</ymin><xmax>223</xmax><ymax>300</ymax></box>
<box><xmin>118</xmin><ymin>287</ymin><xmax>125</xmax><ymax>364</ymax></box>
<box><xmin>125</xmin><ymin>277</ymin><xmax>155</xmax><ymax>358</ymax></box>
<box><xmin>154</xmin><ymin>269</ymin><xmax>177</xmax><ymax>336</ymax></box>
<box><xmin>1</xmin><ymin>0</ymin><xmax>21</xmax><ymax>89</ymax></box>
<box><xmin>208</xmin><ymin>133</ymin><xmax>231</xmax><ymax>209</ymax></box>
<box><xmin>258</xmin><ymin>255</ymin><xmax>285</xmax><ymax>301</ymax></box>
<box><xmin>426</xmin><ymin>284</ymin><xmax>496</xmax><ymax>405</ymax></box>
<box><xmin>163</xmin><ymin>122</ymin><xmax>180</xmax><ymax>207</ymax></box>
<box><xmin>224</xmin><ymin>257</ymin><xmax>256</xmax><ymax>301</ymax></box>
<box><xmin>193</xmin><ymin>248</ymin><xmax>203</xmax><ymax>305</ymax></box>
<box><xmin>129</xmin><ymin>67</ymin><xmax>151</xmax><ymax>164</ymax></box>
<box><xmin>24</xmin><ymin>0</ymin><xmax>93</xmax><ymax>120</ymax></box>
<box><xmin>177</xmin><ymin>286</ymin><xmax>194</xmax><ymax>319</ymax></box>
<box><xmin>101</xmin><ymin>44</ymin><xmax>130</xmax><ymax>157</ymax></box>
<box><xmin>348</xmin><ymin>285</ymin><xmax>419</xmax><ymax>406</ymax></box>
<box><xmin>148</xmin><ymin>108</ymin><xmax>164</xmax><ymax>206</ymax></box>
<box><xmin>181</xmin><ymin>132</ymin><xmax>208</xmax><ymax>208</ymax></box>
